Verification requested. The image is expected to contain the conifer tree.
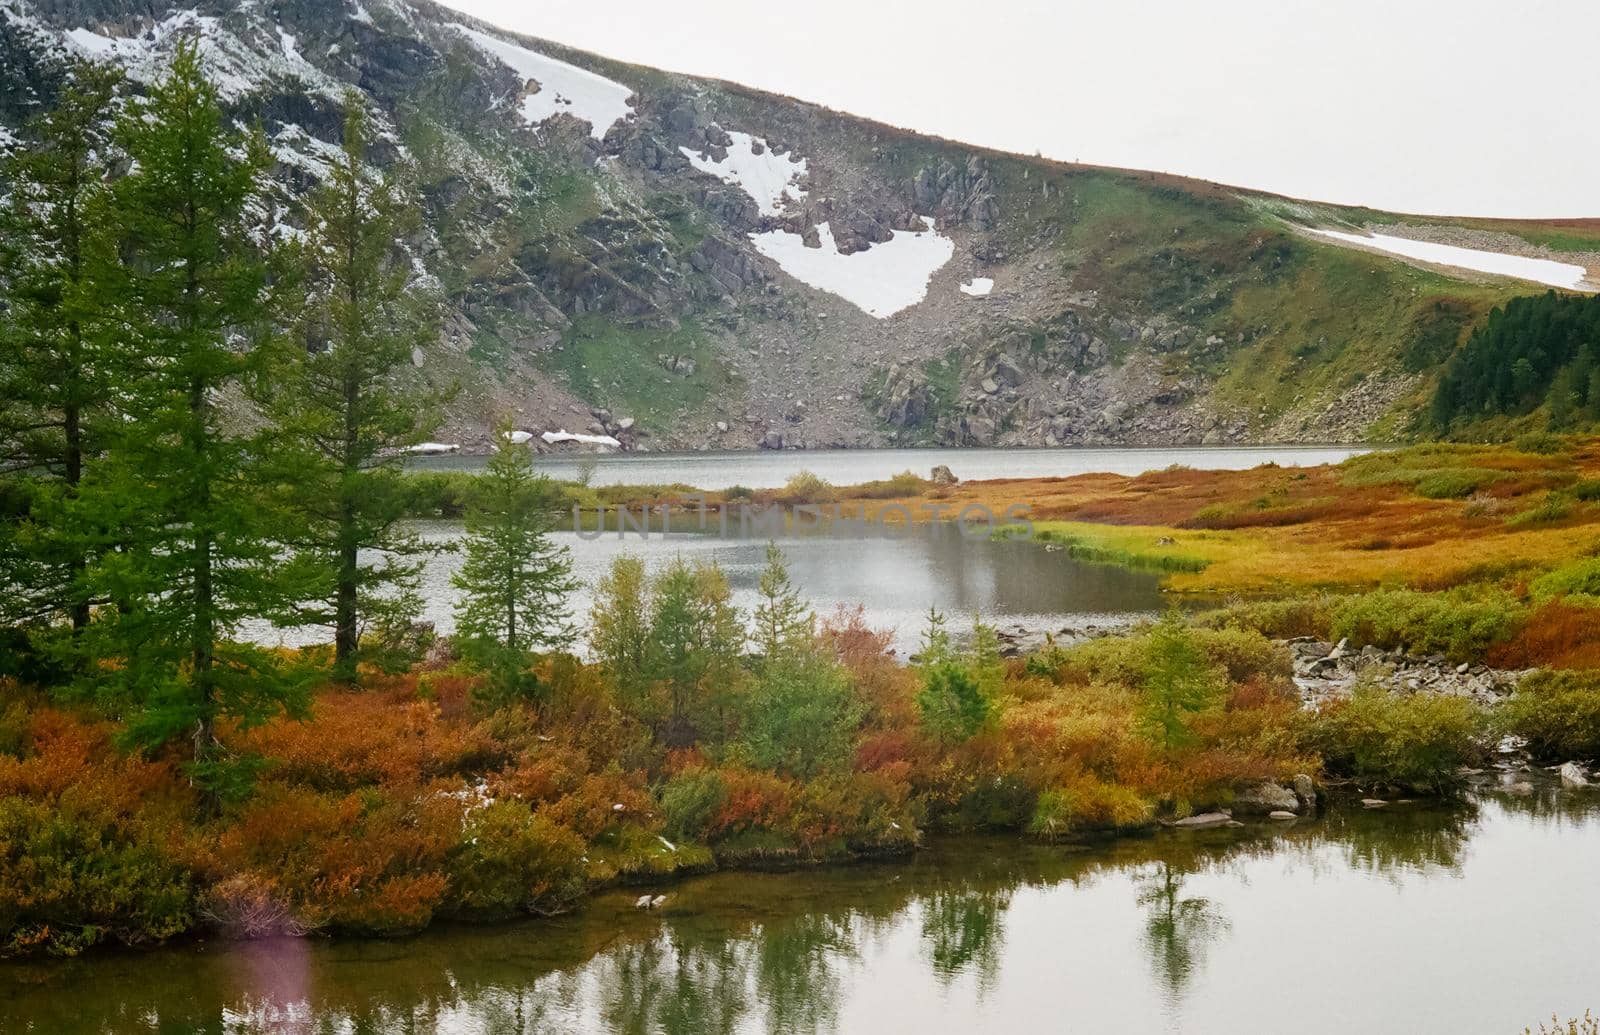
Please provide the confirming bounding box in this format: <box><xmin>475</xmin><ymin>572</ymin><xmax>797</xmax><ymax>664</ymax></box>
<box><xmin>451</xmin><ymin>424</ymin><xmax>577</xmax><ymax>703</ymax></box>
<box><xmin>0</xmin><ymin>61</ymin><xmax>122</xmax><ymax>635</ymax></box>
<box><xmin>1136</xmin><ymin>610</ymin><xmax>1223</xmax><ymax>753</ymax></box>
<box><xmin>74</xmin><ymin>41</ymin><xmax>309</xmax><ymax>794</ymax></box>
<box><xmin>751</xmin><ymin>541</ymin><xmax>813</xmax><ymax>661</ymax></box>
<box><xmin>268</xmin><ymin>97</ymin><xmax>443</xmax><ymax>683</ymax></box>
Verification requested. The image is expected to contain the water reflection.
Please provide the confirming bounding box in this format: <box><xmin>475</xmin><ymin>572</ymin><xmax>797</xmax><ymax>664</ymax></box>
<box><xmin>7</xmin><ymin>788</ymin><xmax>1599</xmax><ymax>1034</ymax></box>
<box><xmin>1135</xmin><ymin>860</ymin><xmax>1230</xmax><ymax>1006</ymax></box>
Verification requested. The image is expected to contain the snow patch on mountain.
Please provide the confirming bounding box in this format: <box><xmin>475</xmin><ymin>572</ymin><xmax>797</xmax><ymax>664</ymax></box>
<box><xmin>450</xmin><ymin>25</ymin><xmax>633</xmax><ymax>140</ymax></box>
<box><xmin>959</xmin><ymin>277</ymin><xmax>994</xmax><ymax>297</ymax></box>
<box><xmin>542</xmin><ymin>430</ymin><xmax>621</xmax><ymax>448</ymax></box>
<box><xmin>1307</xmin><ymin>228</ymin><xmax>1588</xmax><ymax>290</ymax></box>
<box><xmin>679</xmin><ymin>132</ymin><xmax>807</xmax><ymax>216</ymax></box>
<box><xmin>751</xmin><ymin>218</ymin><xmax>954</xmax><ymax>318</ymax></box>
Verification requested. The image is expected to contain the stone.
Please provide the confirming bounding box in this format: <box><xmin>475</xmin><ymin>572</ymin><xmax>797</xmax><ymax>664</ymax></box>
<box><xmin>1559</xmin><ymin>761</ymin><xmax>1590</xmax><ymax>788</ymax></box>
<box><xmin>1292</xmin><ymin>773</ymin><xmax>1317</xmax><ymax>808</ymax></box>
<box><xmin>930</xmin><ymin>464</ymin><xmax>958</xmax><ymax>486</ymax></box>
<box><xmin>1361</xmin><ymin>798</ymin><xmax>1388</xmax><ymax>808</ymax></box>
<box><xmin>1233</xmin><ymin>781</ymin><xmax>1300</xmax><ymax>815</ymax></box>
<box><xmin>980</xmin><ymin>377</ymin><xmax>999</xmax><ymax>394</ymax></box>
<box><xmin>1169</xmin><ymin>812</ymin><xmax>1232</xmax><ymax>829</ymax></box>
<box><xmin>1268</xmin><ymin>811</ymin><xmax>1298</xmax><ymax>821</ymax></box>
<box><xmin>634</xmin><ymin>895</ymin><xmax>653</xmax><ymax>910</ymax></box>
<box><xmin>715</xmin><ymin>420</ymin><xmax>729</xmax><ymax>433</ymax></box>
<box><xmin>616</xmin><ymin>417</ymin><xmax>635</xmax><ymax>431</ymax></box>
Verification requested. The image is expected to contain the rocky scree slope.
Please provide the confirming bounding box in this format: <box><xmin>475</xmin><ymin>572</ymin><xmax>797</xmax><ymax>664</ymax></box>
<box><xmin>1</xmin><ymin>0</ymin><xmax>1591</xmax><ymax>453</ymax></box>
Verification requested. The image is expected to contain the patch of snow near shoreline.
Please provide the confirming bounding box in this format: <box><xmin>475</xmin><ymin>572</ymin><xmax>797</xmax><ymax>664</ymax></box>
<box><xmin>406</xmin><ymin>442</ymin><xmax>460</xmax><ymax>455</ymax></box>
<box><xmin>504</xmin><ymin>429</ymin><xmax>534</xmax><ymax>444</ymax></box>
<box><xmin>450</xmin><ymin>24</ymin><xmax>633</xmax><ymax>139</ymax></box>
<box><xmin>750</xmin><ymin>218</ymin><xmax>954</xmax><ymax>318</ymax></box>
<box><xmin>959</xmin><ymin>277</ymin><xmax>994</xmax><ymax>297</ymax></box>
<box><xmin>679</xmin><ymin>132</ymin><xmax>807</xmax><ymax>215</ymax></box>
<box><xmin>542</xmin><ymin>430</ymin><xmax>621</xmax><ymax>448</ymax></box>
<box><xmin>1307</xmin><ymin>228</ymin><xmax>1588</xmax><ymax>290</ymax></box>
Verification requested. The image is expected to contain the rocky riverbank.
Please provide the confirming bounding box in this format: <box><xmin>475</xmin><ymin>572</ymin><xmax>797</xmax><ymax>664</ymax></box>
<box><xmin>1286</xmin><ymin>637</ymin><xmax>1527</xmax><ymax>707</ymax></box>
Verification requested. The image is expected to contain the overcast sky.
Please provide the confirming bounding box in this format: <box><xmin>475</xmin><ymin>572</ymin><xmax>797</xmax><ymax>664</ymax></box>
<box><xmin>435</xmin><ymin>0</ymin><xmax>1597</xmax><ymax>219</ymax></box>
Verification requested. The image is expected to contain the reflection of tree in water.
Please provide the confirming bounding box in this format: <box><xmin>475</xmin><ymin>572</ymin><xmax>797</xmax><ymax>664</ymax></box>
<box><xmin>1135</xmin><ymin>860</ymin><xmax>1230</xmax><ymax>1003</ymax></box>
<box><xmin>754</xmin><ymin>911</ymin><xmax>856</xmax><ymax>1035</ymax></box>
<box><xmin>596</xmin><ymin>934</ymin><xmax>752</xmax><ymax>1035</ymax></box>
<box><xmin>919</xmin><ymin>885</ymin><xmax>1012</xmax><ymax>989</ymax></box>
<box><xmin>589</xmin><ymin>909</ymin><xmax>854</xmax><ymax>1035</ymax></box>
<box><xmin>1317</xmin><ymin>800</ymin><xmax>1477</xmax><ymax>877</ymax></box>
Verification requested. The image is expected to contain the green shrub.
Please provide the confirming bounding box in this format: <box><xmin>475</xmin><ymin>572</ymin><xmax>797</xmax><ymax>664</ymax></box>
<box><xmin>774</xmin><ymin>470</ymin><xmax>837</xmax><ymax>505</ymax></box>
<box><xmin>1508</xmin><ymin>491</ymin><xmax>1575</xmax><ymax>527</ymax></box>
<box><xmin>1570</xmin><ymin>479</ymin><xmax>1600</xmax><ymax>502</ymax></box>
<box><xmin>1328</xmin><ymin>587</ymin><xmax>1524</xmax><ymax>662</ymax></box>
<box><xmin>448</xmin><ymin>800</ymin><xmax>586</xmax><ymax>918</ymax></box>
<box><xmin>737</xmin><ymin>651</ymin><xmax>863</xmax><ymax>781</ymax></box>
<box><xmin>1059</xmin><ymin>618</ymin><xmax>1287</xmax><ymax>686</ymax></box>
<box><xmin>1415</xmin><ymin>469</ymin><xmax>1496</xmax><ymax>499</ymax></box>
<box><xmin>1514</xmin><ymin>432</ymin><xmax>1569</xmax><ymax>456</ymax></box>
<box><xmin>1197</xmin><ymin>595</ymin><xmax>1334</xmax><ymax>641</ymax></box>
<box><xmin>1498</xmin><ymin>671</ymin><xmax>1600</xmax><ymax>761</ymax></box>
<box><xmin>1029</xmin><ymin>781</ymin><xmax>1154</xmax><ymax>840</ymax></box>
<box><xmin>1530</xmin><ymin>557</ymin><xmax>1600</xmax><ymax>605</ymax></box>
<box><xmin>659</xmin><ymin>768</ymin><xmax>728</xmax><ymax>843</ymax></box>
<box><xmin>1304</xmin><ymin>685</ymin><xmax>1485</xmax><ymax>793</ymax></box>
<box><xmin>846</xmin><ymin>470</ymin><xmax>929</xmax><ymax>499</ymax></box>
<box><xmin>0</xmin><ymin>791</ymin><xmax>194</xmax><ymax>956</ymax></box>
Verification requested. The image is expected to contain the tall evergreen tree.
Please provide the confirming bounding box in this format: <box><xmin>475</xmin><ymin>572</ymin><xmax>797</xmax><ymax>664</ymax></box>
<box><xmin>451</xmin><ymin>424</ymin><xmax>577</xmax><ymax>704</ymax></box>
<box><xmin>751</xmin><ymin>541</ymin><xmax>813</xmax><ymax>661</ymax></box>
<box><xmin>0</xmin><ymin>61</ymin><xmax>122</xmax><ymax>636</ymax></box>
<box><xmin>75</xmin><ymin>41</ymin><xmax>309</xmax><ymax>794</ymax></box>
<box><xmin>268</xmin><ymin>97</ymin><xmax>443</xmax><ymax>683</ymax></box>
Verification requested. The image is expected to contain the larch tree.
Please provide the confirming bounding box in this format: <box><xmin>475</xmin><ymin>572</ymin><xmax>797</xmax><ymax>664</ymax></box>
<box><xmin>76</xmin><ymin>40</ymin><xmax>309</xmax><ymax>799</ymax></box>
<box><xmin>0</xmin><ymin>60</ymin><xmax>122</xmax><ymax>639</ymax></box>
<box><xmin>268</xmin><ymin>96</ymin><xmax>443</xmax><ymax>684</ymax></box>
<box><xmin>451</xmin><ymin>424</ymin><xmax>577</xmax><ymax>704</ymax></box>
<box><xmin>751</xmin><ymin>541</ymin><xmax>813</xmax><ymax>662</ymax></box>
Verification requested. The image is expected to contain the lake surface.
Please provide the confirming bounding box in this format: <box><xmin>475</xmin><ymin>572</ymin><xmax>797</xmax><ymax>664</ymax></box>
<box><xmin>407</xmin><ymin>445</ymin><xmax>1370</xmax><ymax>490</ymax></box>
<box><xmin>8</xmin><ymin>782</ymin><xmax>1595</xmax><ymax>1034</ymax></box>
<box><xmin>250</xmin><ymin>521</ymin><xmax>1169</xmax><ymax>658</ymax></box>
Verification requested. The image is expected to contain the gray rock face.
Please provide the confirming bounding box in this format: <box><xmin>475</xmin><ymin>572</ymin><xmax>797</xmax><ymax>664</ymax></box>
<box><xmin>1559</xmin><ymin>761</ymin><xmax>1590</xmax><ymax>788</ymax></box>
<box><xmin>929</xmin><ymin>464</ymin><xmax>958</xmax><ymax>486</ymax></box>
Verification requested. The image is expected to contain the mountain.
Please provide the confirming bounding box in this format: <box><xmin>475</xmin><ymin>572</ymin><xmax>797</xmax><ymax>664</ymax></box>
<box><xmin>3</xmin><ymin>0</ymin><xmax>1597</xmax><ymax>452</ymax></box>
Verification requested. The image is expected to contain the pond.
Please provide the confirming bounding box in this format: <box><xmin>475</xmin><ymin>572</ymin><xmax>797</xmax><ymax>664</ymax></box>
<box><xmin>406</xmin><ymin>444</ymin><xmax>1370</xmax><ymax>490</ymax></box>
<box><xmin>250</xmin><ymin>521</ymin><xmax>1170</xmax><ymax>658</ymax></box>
<box><xmin>6</xmin><ymin>782</ymin><xmax>1595</xmax><ymax>1033</ymax></box>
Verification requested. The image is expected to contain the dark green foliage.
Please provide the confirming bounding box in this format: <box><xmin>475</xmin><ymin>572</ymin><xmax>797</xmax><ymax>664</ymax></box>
<box><xmin>1498</xmin><ymin>670</ymin><xmax>1600</xmax><ymax>761</ymax></box>
<box><xmin>915</xmin><ymin>610</ymin><xmax>996</xmax><ymax>745</ymax></box>
<box><xmin>451</xmin><ymin>427</ymin><xmax>577</xmax><ymax>705</ymax></box>
<box><xmin>659</xmin><ymin>768</ymin><xmax>729</xmax><ymax>842</ymax></box>
<box><xmin>0</xmin><ymin>792</ymin><xmax>194</xmax><ymax>956</ymax></box>
<box><xmin>1328</xmin><ymin>587</ymin><xmax>1524</xmax><ymax>662</ymax></box>
<box><xmin>1430</xmin><ymin>290</ymin><xmax>1600</xmax><ymax>430</ymax></box>
<box><xmin>1305</xmin><ymin>685</ymin><xmax>1484</xmax><ymax>793</ymax></box>
<box><xmin>264</xmin><ymin>99</ymin><xmax>445</xmax><ymax>683</ymax></box>
<box><xmin>0</xmin><ymin>60</ymin><xmax>122</xmax><ymax>636</ymax></box>
<box><xmin>66</xmin><ymin>42</ymin><xmax>311</xmax><ymax>791</ymax></box>
<box><xmin>737</xmin><ymin>650</ymin><xmax>863</xmax><ymax>780</ymax></box>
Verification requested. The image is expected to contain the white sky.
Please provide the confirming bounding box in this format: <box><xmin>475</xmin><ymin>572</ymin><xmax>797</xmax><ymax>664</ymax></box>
<box><xmin>434</xmin><ymin>0</ymin><xmax>1598</xmax><ymax>219</ymax></box>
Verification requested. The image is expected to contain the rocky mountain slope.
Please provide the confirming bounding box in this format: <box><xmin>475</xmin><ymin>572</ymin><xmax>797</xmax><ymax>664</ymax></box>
<box><xmin>3</xmin><ymin>0</ymin><xmax>1596</xmax><ymax>453</ymax></box>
